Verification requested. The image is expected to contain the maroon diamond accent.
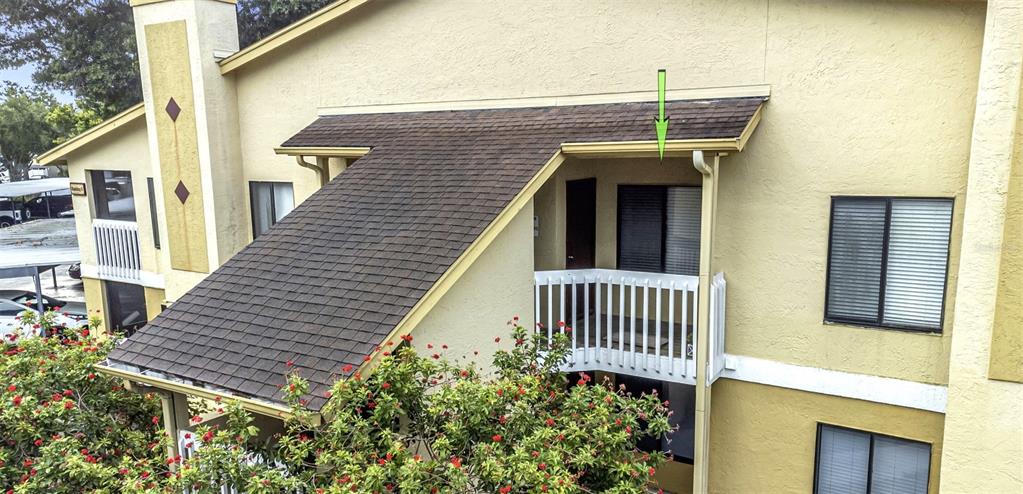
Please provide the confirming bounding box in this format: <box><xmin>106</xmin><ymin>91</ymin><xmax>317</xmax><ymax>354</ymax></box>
<box><xmin>165</xmin><ymin>98</ymin><xmax>181</xmax><ymax>122</ymax></box>
<box><xmin>174</xmin><ymin>181</ymin><xmax>190</xmax><ymax>204</ymax></box>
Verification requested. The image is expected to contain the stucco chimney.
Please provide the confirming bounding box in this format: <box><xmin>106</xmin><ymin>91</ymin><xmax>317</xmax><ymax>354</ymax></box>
<box><xmin>131</xmin><ymin>0</ymin><xmax>246</xmax><ymax>296</ymax></box>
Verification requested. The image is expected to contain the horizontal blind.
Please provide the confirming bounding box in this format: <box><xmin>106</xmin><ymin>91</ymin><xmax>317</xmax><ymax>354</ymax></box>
<box><xmin>881</xmin><ymin>199</ymin><xmax>952</xmax><ymax>330</ymax></box>
<box><xmin>826</xmin><ymin>198</ymin><xmax>887</xmax><ymax>323</ymax></box>
<box><xmin>816</xmin><ymin>425</ymin><xmax>870</xmax><ymax>494</ymax></box>
<box><xmin>664</xmin><ymin>187</ymin><xmax>702</xmax><ymax>276</ymax></box>
<box><xmin>618</xmin><ymin>186</ymin><xmax>665</xmax><ymax>273</ymax></box>
<box><xmin>870</xmin><ymin>435</ymin><xmax>931</xmax><ymax>494</ymax></box>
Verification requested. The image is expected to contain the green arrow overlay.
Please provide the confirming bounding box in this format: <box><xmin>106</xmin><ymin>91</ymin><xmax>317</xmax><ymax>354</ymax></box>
<box><xmin>654</xmin><ymin>69</ymin><xmax>669</xmax><ymax>160</ymax></box>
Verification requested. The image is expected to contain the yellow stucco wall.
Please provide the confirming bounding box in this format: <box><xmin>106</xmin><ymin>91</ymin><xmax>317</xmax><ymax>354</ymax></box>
<box><xmin>145</xmin><ymin>20</ymin><xmax>209</xmax><ymax>274</ymax></box>
<box><xmin>940</xmin><ymin>3</ymin><xmax>1023</xmax><ymax>492</ymax></box>
<box><xmin>82</xmin><ymin>277</ymin><xmax>107</xmax><ymax>332</ymax></box>
<box><xmin>412</xmin><ymin>201</ymin><xmax>535</xmax><ymax>368</ymax></box>
<box><xmin>709</xmin><ymin>379</ymin><xmax>945</xmax><ymax>494</ymax></box>
<box><xmin>144</xmin><ymin>287</ymin><xmax>166</xmax><ymax>321</ymax></box>
<box><xmin>988</xmin><ymin>79</ymin><xmax>1023</xmax><ymax>384</ymax></box>
<box><xmin>231</xmin><ymin>0</ymin><xmax>984</xmax><ymax>386</ymax></box>
<box><xmin>64</xmin><ymin>117</ymin><xmax>160</xmax><ymax>274</ymax></box>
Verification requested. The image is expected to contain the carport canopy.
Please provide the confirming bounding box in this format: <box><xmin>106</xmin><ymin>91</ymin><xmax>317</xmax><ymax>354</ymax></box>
<box><xmin>0</xmin><ymin>219</ymin><xmax>80</xmax><ymax>316</ymax></box>
<box><xmin>0</xmin><ymin>177</ymin><xmax>70</xmax><ymax>198</ymax></box>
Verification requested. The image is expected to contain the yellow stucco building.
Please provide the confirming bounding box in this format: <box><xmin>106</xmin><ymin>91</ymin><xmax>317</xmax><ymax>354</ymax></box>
<box><xmin>38</xmin><ymin>0</ymin><xmax>1021</xmax><ymax>492</ymax></box>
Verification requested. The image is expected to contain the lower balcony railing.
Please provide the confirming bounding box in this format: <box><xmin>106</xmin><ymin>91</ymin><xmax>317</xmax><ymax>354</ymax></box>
<box><xmin>93</xmin><ymin>219</ymin><xmax>142</xmax><ymax>282</ymax></box>
<box><xmin>534</xmin><ymin>269</ymin><xmax>726</xmax><ymax>385</ymax></box>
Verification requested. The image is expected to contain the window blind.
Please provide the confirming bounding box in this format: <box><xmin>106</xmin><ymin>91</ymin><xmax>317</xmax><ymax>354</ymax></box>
<box><xmin>665</xmin><ymin>187</ymin><xmax>702</xmax><ymax>276</ymax></box>
<box><xmin>816</xmin><ymin>426</ymin><xmax>870</xmax><ymax>494</ymax></box>
<box><xmin>618</xmin><ymin>186</ymin><xmax>665</xmax><ymax>272</ymax></box>
<box><xmin>881</xmin><ymin>199</ymin><xmax>952</xmax><ymax>329</ymax></box>
<box><xmin>826</xmin><ymin>198</ymin><xmax>887</xmax><ymax>324</ymax></box>
<box><xmin>825</xmin><ymin>197</ymin><xmax>952</xmax><ymax>331</ymax></box>
<box><xmin>870</xmin><ymin>435</ymin><xmax>930</xmax><ymax>494</ymax></box>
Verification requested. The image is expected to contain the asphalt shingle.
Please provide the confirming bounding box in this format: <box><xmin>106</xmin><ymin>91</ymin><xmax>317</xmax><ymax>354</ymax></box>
<box><xmin>106</xmin><ymin>98</ymin><xmax>765</xmax><ymax>410</ymax></box>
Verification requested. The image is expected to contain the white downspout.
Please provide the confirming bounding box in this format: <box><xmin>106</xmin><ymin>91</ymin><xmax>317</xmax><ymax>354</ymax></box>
<box><xmin>691</xmin><ymin>149</ymin><xmax>718</xmax><ymax>494</ymax></box>
<box><xmin>295</xmin><ymin>155</ymin><xmax>328</xmax><ymax>187</ymax></box>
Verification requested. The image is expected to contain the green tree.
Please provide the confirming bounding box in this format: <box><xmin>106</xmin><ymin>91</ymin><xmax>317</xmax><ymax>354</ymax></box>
<box><xmin>0</xmin><ymin>0</ymin><xmax>141</xmax><ymax>117</ymax></box>
<box><xmin>1</xmin><ymin>0</ymin><xmax>334</xmax><ymax>119</ymax></box>
<box><xmin>0</xmin><ymin>83</ymin><xmax>59</xmax><ymax>181</ymax></box>
<box><xmin>237</xmin><ymin>0</ymin><xmax>333</xmax><ymax>48</ymax></box>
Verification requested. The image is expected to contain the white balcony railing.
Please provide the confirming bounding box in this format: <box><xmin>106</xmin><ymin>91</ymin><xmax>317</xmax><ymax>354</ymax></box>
<box><xmin>534</xmin><ymin>269</ymin><xmax>726</xmax><ymax>385</ymax></box>
<box><xmin>93</xmin><ymin>219</ymin><xmax>142</xmax><ymax>282</ymax></box>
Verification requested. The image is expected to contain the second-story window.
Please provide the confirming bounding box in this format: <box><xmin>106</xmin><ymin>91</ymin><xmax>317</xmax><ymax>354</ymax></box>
<box><xmin>617</xmin><ymin>185</ymin><xmax>702</xmax><ymax>275</ymax></box>
<box><xmin>250</xmin><ymin>181</ymin><xmax>295</xmax><ymax>238</ymax></box>
<box><xmin>90</xmin><ymin>170</ymin><xmax>136</xmax><ymax>221</ymax></box>
<box><xmin>825</xmin><ymin>197</ymin><xmax>953</xmax><ymax>332</ymax></box>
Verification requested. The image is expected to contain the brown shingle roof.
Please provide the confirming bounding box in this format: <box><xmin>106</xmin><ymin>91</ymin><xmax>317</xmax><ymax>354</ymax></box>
<box><xmin>106</xmin><ymin>97</ymin><xmax>765</xmax><ymax>411</ymax></box>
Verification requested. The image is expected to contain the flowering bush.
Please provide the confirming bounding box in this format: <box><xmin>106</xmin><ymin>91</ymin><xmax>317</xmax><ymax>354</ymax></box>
<box><xmin>0</xmin><ymin>309</ymin><xmax>168</xmax><ymax>493</ymax></box>
<box><xmin>176</xmin><ymin>323</ymin><xmax>673</xmax><ymax>493</ymax></box>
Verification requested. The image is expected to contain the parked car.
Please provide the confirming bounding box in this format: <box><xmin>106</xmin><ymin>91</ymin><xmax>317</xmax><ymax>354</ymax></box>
<box><xmin>0</xmin><ymin>199</ymin><xmax>24</xmax><ymax>228</ymax></box>
<box><xmin>0</xmin><ymin>299</ymin><xmax>82</xmax><ymax>340</ymax></box>
<box><xmin>25</xmin><ymin>193</ymin><xmax>73</xmax><ymax>219</ymax></box>
<box><xmin>0</xmin><ymin>290</ymin><xmax>88</xmax><ymax>321</ymax></box>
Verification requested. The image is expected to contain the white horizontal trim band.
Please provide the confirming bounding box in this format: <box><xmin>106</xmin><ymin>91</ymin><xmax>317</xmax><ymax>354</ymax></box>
<box><xmin>719</xmin><ymin>354</ymin><xmax>948</xmax><ymax>413</ymax></box>
<box><xmin>81</xmin><ymin>264</ymin><xmax>165</xmax><ymax>289</ymax></box>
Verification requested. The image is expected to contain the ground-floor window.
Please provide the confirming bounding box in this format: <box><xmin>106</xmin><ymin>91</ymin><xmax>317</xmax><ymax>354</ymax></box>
<box><xmin>814</xmin><ymin>423</ymin><xmax>930</xmax><ymax>494</ymax></box>
<box><xmin>105</xmin><ymin>281</ymin><xmax>147</xmax><ymax>336</ymax></box>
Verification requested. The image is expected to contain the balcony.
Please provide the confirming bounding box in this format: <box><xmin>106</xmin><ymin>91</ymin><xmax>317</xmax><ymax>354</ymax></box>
<box><xmin>93</xmin><ymin>219</ymin><xmax>142</xmax><ymax>282</ymax></box>
<box><xmin>534</xmin><ymin>269</ymin><xmax>726</xmax><ymax>385</ymax></box>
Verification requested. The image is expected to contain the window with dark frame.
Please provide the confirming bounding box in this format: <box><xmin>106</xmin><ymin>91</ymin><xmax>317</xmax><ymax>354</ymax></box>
<box><xmin>617</xmin><ymin>185</ymin><xmax>702</xmax><ymax>276</ymax></box>
<box><xmin>814</xmin><ymin>423</ymin><xmax>931</xmax><ymax>494</ymax></box>
<box><xmin>104</xmin><ymin>281</ymin><xmax>147</xmax><ymax>337</ymax></box>
<box><xmin>89</xmin><ymin>170</ymin><xmax>136</xmax><ymax>221</ymax></box>
<box><xmin>825</xmin><ymin>197</ymin><xmax>953</xmax><ymax>332</ymax></box>
<box><xmin>249</xmin><ymin>181</ymin><xmax>295</xmax><ymax>238</ymax></box>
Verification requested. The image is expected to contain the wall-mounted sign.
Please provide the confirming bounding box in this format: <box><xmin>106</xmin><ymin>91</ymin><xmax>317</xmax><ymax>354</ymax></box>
<box><xmin>69</xmin><ymin>182</ymin><xmax>86</xmax><ymax>196</ymax></box>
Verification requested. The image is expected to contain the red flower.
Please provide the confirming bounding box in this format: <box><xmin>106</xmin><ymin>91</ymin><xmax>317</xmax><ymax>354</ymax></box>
<box><xmin>546</xmin><ymin>418</ymin><xmax>555</xmax><ymax>426</ymax></box>
<box><xmin>12</xmin><ymin>396</ymin><xmax>21</xmax><ymax>406</ymax></box>
<box><xmin>342</xmin><ymin>364</ymin><xmax>353</xmax><ymax>373</ymax></box>
<box><xmin>450</xmin><ymin>457</ymin><xmax>462</xmax><ymax>468</ymax></box>
<box><xmin>5</xmin><ymin>385</ymin><xmax>14</xmax><ymax>392</ymax></box>
<box><xmin>381</xmin><ymin>382</ymin><xmax>391</xmax><ymax>389</ymax></box>
<box><xmin>492</xmin><ymin>434</ymin><xmax>502</xmax><ymax>442</ymax></box>
<box><xmin>499</xmin><ymin>486</ymin><xmax>511</xmax><ymax>494</ymax></box>
<box><xmin>33</xmin><ymin>439</ymin><xmax>42</xmax><ymax>447</ymax></box>
<box><xmin>202</xmin><ymin>431</ymin><xmax>214</xmax><ymax>442</ymax></box>
<box><xmin>152</xmin><ymin>416</ymin><xmax>160</xmax><ymax>425</ymax></box>
<box><xmin>87</xmin><ymin>373</ymin><xmax>95</xmax><ymax>380</ymax></box>
<box><xmin>538</xmin><ymin>462</ymin><xmax>547</xmax><ymax>470</ymax></box>
<box><xmin>648</xmin><ymin>467</ymin><xmax>656</xmax><ymax>476</ymax></box>
<box><xmin>64</xmin><ymin>400</ymin><xmax>74</xmax><ymax>410</ymax></box>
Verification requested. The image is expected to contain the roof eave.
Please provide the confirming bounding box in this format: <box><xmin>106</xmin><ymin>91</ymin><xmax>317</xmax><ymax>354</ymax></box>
<box><xmin>35</xmin><ymin>103</ymin><xmax>146</xmax><ymax>165</ymax></box>
<box><xmin>273</xmin><ymin>146</ymin><xmax>372</xmax><ymax>158</ymax></box>
<box><xmin>96</xmin><ymin>363</ymin><xmax>322</xmax><ymax>425</ymax></box>
<box><xmin>219</xmin><ymin>0</ymin><xmax>373</xmax><ymax>74</ymax></box>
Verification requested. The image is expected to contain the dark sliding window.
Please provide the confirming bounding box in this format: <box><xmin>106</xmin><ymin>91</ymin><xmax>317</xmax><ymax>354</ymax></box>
<box><xmin>825</xmin><ymin>197</ymin><xmax>953</xmax><ymax>332</ymax></box>
<box><xmin>104</xmin><ymin>281</ymin><xmax>147</xmax><ymax>336</ymax></box>
<box><xmin>617</xmin><ymin>185</ymin><xmax>701</xmax><ymax>275</ymax></box>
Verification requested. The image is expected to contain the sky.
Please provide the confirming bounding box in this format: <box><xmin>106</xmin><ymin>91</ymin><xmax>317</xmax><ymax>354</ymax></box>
<box><xmin>0</xmin><ymin>64</ymin><xmax>75</xmax><ymax>103</ymax></box>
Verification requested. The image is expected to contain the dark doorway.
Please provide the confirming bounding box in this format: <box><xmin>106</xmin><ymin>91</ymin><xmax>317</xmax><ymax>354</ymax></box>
<box><xmin>565</xmin><ymin>178</ymin><xmax>596</xmax><ymax>269</ymax></box>
<box><xmin>565</xmin><ymin>178</ymin><xmax>596</xmax><ymax>323</ymax></box>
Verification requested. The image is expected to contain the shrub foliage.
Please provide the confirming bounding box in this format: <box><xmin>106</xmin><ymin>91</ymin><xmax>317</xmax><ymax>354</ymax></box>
<box><xmin>2</xmin><ymin>313</ymin><xmax>673</xmax><ymax>493</ymax></box>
